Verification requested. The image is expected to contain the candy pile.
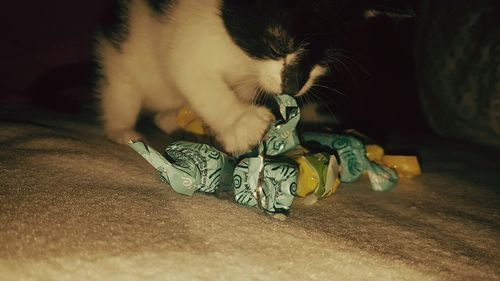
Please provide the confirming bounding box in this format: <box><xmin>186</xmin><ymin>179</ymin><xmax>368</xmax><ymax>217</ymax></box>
<box><xmin>129</xmin><ymin>95</ymin><xmax>420</xmax><ymax>218</ymax></box>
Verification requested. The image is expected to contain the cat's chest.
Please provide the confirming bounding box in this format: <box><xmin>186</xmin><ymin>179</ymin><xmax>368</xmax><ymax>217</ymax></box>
<box><xmin>142</xmin><ymin>86</ymin><xmax>186</xmax><ymax>111</ymax></box>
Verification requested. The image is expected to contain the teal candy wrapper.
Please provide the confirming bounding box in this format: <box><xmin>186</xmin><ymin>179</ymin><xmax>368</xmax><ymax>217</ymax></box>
<box><xmin>231</xmin><ymin>94</ymin><xmax>300</xmax><ymax>214</ymax></box>
<box><xmin>366</xmin><ymin>161</ymin><xmax>398</xmax><ymax>192</ymax></box>
<box><xmin>233</xmin><ymin>156</ymin><xmax>298</xmax><ymax>214</ymax></box>
<box><xmin>262</xmin><ymin>95</ymin><xmax>301</xmax><ymax>156</ymax></box>
<box><xmin>129</xmin><ymin>140</ymin><xmax>235</xmax><ymax>196</ymax></box>
<box><xmin>301</xmin><ymin>133</ymin><xmax>398</xmax><ymax>191</ymax></box>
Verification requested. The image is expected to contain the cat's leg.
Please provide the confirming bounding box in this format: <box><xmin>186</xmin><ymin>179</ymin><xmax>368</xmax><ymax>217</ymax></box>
<box><xmin>231</xmin><ymin>82</ymin><xmax>258</xmax><ymax>103</ymax></box>
<box><xmin>178</xmin><ymin>78</ymin><xmax>274</xmax><ymax>153</ymax></box>
<box><xmin>154</xmin><ymin>111</ymin><xmax>179</xmax><ymax>134</ymax></box>
<box><xmin>218</xmin><ymin>105</ymin><xmax>275</xmax><ymax>153</ymax></box>
<box><xmin>101</xmin><ymin>81</ymin><xmax>143</xmax><ymax>144</ymax></box>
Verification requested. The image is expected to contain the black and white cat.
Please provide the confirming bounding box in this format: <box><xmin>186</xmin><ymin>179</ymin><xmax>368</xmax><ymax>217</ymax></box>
<box><xmin>93</xmin><ymin>0</ymin><xmax>412</xmax><ymax>153</ymax></box>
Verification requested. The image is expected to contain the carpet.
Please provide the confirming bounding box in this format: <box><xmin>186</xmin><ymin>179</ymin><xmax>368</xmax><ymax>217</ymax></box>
<box><xmin>0</xmin><ymin>105</ymin><xmax>499</xmax><ymax>281</ymax></box>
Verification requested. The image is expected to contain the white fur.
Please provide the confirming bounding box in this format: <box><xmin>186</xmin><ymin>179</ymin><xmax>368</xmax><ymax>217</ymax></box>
<box><xmin>96</xmin><ymin>0</ymin><xmax>324</xmax><ymax>153</ymax></box>
<box><xmin>256</xmin><ymin>59</ymin><xmax>284</xmax><ymax>94</ymax></box>
<box><xmin>297</xmin><ymin>65</ymin><xmax>327</xmax><ymax>96</ymax></box>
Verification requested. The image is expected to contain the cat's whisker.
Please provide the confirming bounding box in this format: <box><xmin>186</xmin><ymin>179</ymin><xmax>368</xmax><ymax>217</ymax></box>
<box><xmin>311</xmin><ymin>86</ymin><xmax>347</xmax><ymax>112</ymax></box>
<box><xmin>309</xmin><ymin>88</ymin><xmax>349</xmax><ymax>120</ymax></box>
<box><xmin>251</xmin><ymin>86</ymin><xmax>263</xmax><ymax>105</ymax></box>
<box><xmin>307</xmin><ymin>89</ymin><xmax>341</xmax><ymax>128</ymax></box>
<box><xmin>229</xmin><ymin>79</ymin><xmax>260</xmax><ymax>93</ymax></box>
<box><xmin>330</xmin><ymin>48</ymin><xmax>371</xmax><ymax>60</ymax></box>
<box><xmin>300</xmin><ymin>93</ymin><xmax>320</xmax><ymax>129</ymax></box>
<box><xmin>252</xmin><ymin>90</ymin><xmax>260</xmax><ymax>105</ymax></box>
<box><xmin>303</xmin><ymin>90</ymin><xmax>332</xmax><ymax>130</ymax></box>
<box><xmin>327</xmin><ymin>49</ymin><xmax>374</xmax><ymax>79</ymax></box>
<box><xmin>254</xmin><ymin>87</ymin><xmax>269</xmax><ymax>106</ymax></box>
<box><xmin>230</xmin><ymin>83</ymin><xmax>256</xmax><ymax>92</ymax></box>
<box><xmin>325</xmin><ymin>64</ymin><xmax>334</xmax><ymax>75</ymax></box>
<box><xmin>312</xmin><ymin>84</ymin><xmax>350</xmax><ymax>100</ymax></box>
<box><xmin>330</xmin><ymin>56</ymin><xmax>357</xmax><ymax>85</ymax></box>
<box><xmin>335</xmin><ymin>53</ymin><xmax>372</xmax><ymax>78</ymax></box>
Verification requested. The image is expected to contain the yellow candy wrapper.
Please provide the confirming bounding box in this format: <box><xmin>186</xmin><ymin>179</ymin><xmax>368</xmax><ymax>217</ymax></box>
<box><xmin>175</xmin><ymin>106</ymin><xmax>207</xmax><ymax>136</ymax></box>
<box><xmin>382</xmin><ymin>155</ymin><xmax>421</xmax><ymax>178</ymax></box>
<box><xmin>365</xmin><ymin>144</ymin><xmax>385</xmax><ymax>164</ymax></box>
<box><xmin>364</xmin><ymin>144</ymin><xmax>421</xmax><ymax>178</ymax></box>
<box><xmin>294</xmin><ymin>153</ymin><xmax>341</xmax><ymax>205</ymax></box>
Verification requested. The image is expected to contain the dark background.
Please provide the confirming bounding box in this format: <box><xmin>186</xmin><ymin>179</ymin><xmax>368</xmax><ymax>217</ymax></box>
<box><xmin>0</xmin><ymin>0</ymin><xmax>425</xmax><ymax>140</ymax></box>
<box><xmin>0</xmin><ymin>2</ymin><xmax>106</xmax><ymax>102</ymax></box>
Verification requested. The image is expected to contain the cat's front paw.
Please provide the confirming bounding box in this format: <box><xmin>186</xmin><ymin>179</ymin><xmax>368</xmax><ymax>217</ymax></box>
<box><xmin>154</xmin><ymin>111</ymin><xmax>179</xmax><ymax>134</ymax></box>
<box><xmin>219</xmin><ymin>106</ymin><xmax>275</xmax><ymax>154</ymax></box>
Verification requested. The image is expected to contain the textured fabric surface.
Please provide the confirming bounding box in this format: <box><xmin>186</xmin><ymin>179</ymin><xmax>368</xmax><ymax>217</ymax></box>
<box><xmin>417</xmin><ymin>0</ymin><xmax>500</xmax><ymax>148</ymax></box>
<box><xmin>1</xmin><ymin>106</ymin><xmax>499</xmax><ymax>281</ymax></box>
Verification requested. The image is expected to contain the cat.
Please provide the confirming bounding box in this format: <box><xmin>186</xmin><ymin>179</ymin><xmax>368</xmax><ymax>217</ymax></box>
<box><xmin>93</xmin><ymin>0</ymin><xmax>413</xmax><ymax>153</ymax></box>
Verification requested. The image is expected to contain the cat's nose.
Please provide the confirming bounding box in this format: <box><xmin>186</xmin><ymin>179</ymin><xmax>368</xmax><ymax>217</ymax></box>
<box><xmin>282</xmin><ymin>81</ymin><xmax>300</xmax><ymax>96</ymax></box>
<box><xmin>282</xmin><ymin>71</ymin><xmax>301</xmax><ymax>96</ymax></box>
<box><xmin>281</xmin><ymin>65</ymin><xmax>307</xmax><ymax>96</ymax></box>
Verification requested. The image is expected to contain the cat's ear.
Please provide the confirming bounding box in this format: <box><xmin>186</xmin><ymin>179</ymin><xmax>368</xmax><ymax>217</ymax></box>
<box><xmin>361</xmin><ymin>0</ymin><xmax>416</xmax><ymax>20</ymax></box>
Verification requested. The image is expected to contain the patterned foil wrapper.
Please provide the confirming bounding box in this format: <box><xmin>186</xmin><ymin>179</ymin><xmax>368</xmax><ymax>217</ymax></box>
<box><xmin>262</xmin><ymin>94</ymin><xmax>301</xmax><ymax>156</ymax></box>
<box><xmin>366</xmin><ymin>161</ymin><xmax>398</xmax><ymax>192</ymax></box>
<box><xmin>129</xmin><ymin>140</ymin><xmax>235</xmax><ymax>196</ymax></box>
<box><xmin>301</xmin><ymin>133</ymin><xmax>398</xmax><ymax>191</ymax></box>
<box><xmin>233</xmin><ymin>156</ymin><xmax>298</xmax><ymax>214</ymax></box>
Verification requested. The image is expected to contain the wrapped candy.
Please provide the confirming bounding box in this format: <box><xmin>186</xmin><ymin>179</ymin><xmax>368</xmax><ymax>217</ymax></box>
<box><xmin>262</xmin><ymin>94</ymin><xmax>301</xmax><ymax>156</ymax></box>
<box><xmin>175</xmin><ymin>106</ymin><xmax>207</xmax><ymax>136</ymax></box>
<box><xmin>129</xmin><ymin>140</ymin><xmax>235</xmax><ymax>196</ymax></box>
<box><xmin>365</xmin><ymin>144</ymin><xmax>385</xmax><ymax>163</ymax></box>
<box><xmin>129</xmin><ymin>93</ymin><xmax>404</xmax><ymax>220</ymax></box>
<box><xmin>233</xmin><ymin>156</ymin><xmax>298</xmax><ymax>215</ymax></box>
<box><xmin>301</xmin><ymin>133</ymin><xmax>398</xmax><ymax>191</ymax></box>
<box><xmin>232</xmin><ymin>94</ymin><xmax>301</xmax><ymax>216</ymax></box>
<box><xmin>294</xmin><ymin>152</ymin><xmax>341</xmax><ymax>205</ymax></box>
<box><xmin>365</xmin><ymin>145</ymin><xmax>422</xmax><ymax>179</ymax></box>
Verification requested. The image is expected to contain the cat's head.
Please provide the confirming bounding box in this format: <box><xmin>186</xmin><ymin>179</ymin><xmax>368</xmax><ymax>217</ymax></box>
<box><xmin>221</xmin><ymin>0</ymin><xmax>414</xmax><ymax>96</ymax></box>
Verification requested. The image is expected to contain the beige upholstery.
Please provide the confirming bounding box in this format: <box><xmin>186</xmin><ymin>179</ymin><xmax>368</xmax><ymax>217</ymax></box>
<box><xmin>1</xmin><ymin>105</ymin><xmax>499</xmax><ymax>280</ymax></box>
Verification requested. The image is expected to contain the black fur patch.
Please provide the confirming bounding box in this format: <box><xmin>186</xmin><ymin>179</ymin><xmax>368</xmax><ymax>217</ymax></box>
<box><xmin>146</xmin><ymin>0</ymin><xmax>175</xmax><ymax>15</ymax></box>
<box><xmin>282</xmin><ymin>61</ymin><xmax>310</xmax><ymax>96</ymax></box>
<box><xmin>220</xmin><ymin>0</ymin><xmax>368</xmax><ymax>95</ymax></box>
<box><xmin>96</xmin><ymin>0</ymin><xmax>177</xmax><ymax>50</ymax></box>
<box><xmin>98</xmin><ymin>0</ymin><xmax>131</xmax><ymax>50</ymax></box>
<box><xmin>221</xmin><ymin>0</ymin><xmax>365</xmax><ymax>59</ymax></box>
<box><xmin>89</xmin><ymin>38</ymin><xmax>105</xmax><ymax>92</ymax></box>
